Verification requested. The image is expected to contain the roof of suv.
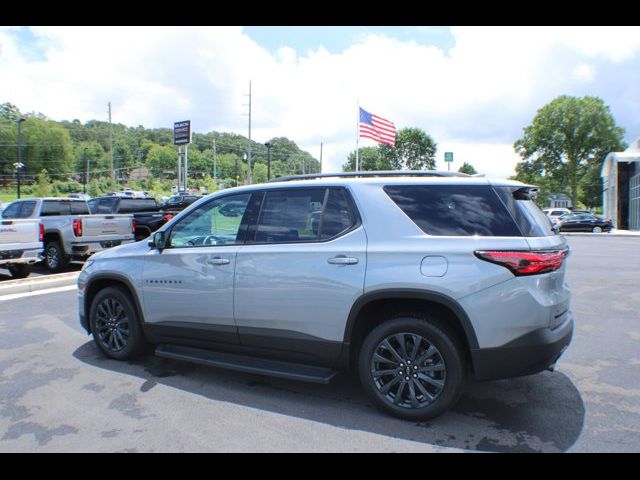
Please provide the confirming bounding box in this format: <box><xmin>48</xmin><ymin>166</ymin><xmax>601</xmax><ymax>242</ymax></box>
<box><xmin>215</xmin><ymin>173</ymin><xmax>531</xmax><ymax>195</ymax></box>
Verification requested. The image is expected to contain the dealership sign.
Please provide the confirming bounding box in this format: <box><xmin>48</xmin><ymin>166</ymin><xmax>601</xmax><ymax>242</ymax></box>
<box><xmin>174</xmin><ymin>120</ymin><xmax>191</xmax><ymax>145</ymax></box>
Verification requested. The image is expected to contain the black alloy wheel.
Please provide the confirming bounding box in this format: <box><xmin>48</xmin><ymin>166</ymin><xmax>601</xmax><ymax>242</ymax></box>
<box><xmin>89</xmin><ymin>286</ymin><xmax>149</xmax><ymax>360</ymax></box>
<box><xmin>359</xmin><ymin>315</ymin><xmax>465</xmax><ymax>421</ymax></box>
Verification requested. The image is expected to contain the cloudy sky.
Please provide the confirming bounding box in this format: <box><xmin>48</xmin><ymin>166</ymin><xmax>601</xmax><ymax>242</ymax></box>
<box><xmin>1</xmin><ymin>26</ymin><xmax>639</xmax><ymax>177</ymax></box>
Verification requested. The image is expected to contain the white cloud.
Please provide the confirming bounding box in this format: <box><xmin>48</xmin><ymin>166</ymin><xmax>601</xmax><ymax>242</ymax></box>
<box><xmin>1</xmin><ymin>26</ymin><xmax>639</xmax><ymax>177</ymax></box>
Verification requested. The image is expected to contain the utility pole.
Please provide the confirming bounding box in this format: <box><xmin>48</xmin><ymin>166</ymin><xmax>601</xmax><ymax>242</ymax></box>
<box><xmin>243</xmin><ymin>81</ymin><xmax>253</xmax><ymax>184</ymax></box>
<box><xmin>213</xmin><ymin>138</ymin><xmax>217</xmax><ymax>181</ymax></box>
<box><xmin>108</xmin><ymin>102</ymin><xmax>114</xmax><ymax>182</ymax></box>
<box><xmin>265</xmin><ymin>142</ymin><xmax>271</xmax><ymax>181</ymax></box>
<box><xmin>16</xmin><ymin>117</ymin><xmax>25</xmax><ymax>199</ymax></box>
<box><xmin>320</xmin><ymin>142</ymin><xmax>323</xmax><ymax>173</ymax></box>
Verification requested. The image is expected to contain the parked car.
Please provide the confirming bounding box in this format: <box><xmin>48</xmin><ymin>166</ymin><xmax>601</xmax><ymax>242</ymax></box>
<box><xmin>88</xmin><ymin>196</ymin><xmax>174</xmax><ymax>241</ymax></box>
<box><xmin>78</xmin><ymin>172</ymin><xmax>573</xmax><ymax>421</ymax></box>
<box><xmin>161</xmin><ymin>193</ymin><xmax>202</xmax><ymax>213</ymax></box>
<box><xmin>68</xmin><ymin>193</ymin><xmax>92</xmax><ymax>200</ymax></box>
<box><xmin>557</xmin><ymin>213</ymin><xmax>613</xmax><ymax>233</ymax></box>
<box><xmin>2</xmin><ymin>198</ymin><xmax>135</xmax><ymax>272</ymax></box>
<box><xmin>0</xmin><ymin>216</ymin><xmax>43</xmax><ymax>278</ymax></box>
<box><xmin>543</xmin><ymin>208</ymin><xmax>571</xmax><ymax>222</ymax></box>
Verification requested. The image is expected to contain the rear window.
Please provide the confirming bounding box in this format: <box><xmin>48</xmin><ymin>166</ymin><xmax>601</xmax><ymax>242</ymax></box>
<box><xmin>41</xmin><ymin>200</ymin><xmax>89</xmax><ymax>216</ymax></box>
<box><xmin>384</xmin><ymin>185</ymin><xmax>522</xmax><ymax>237</ymax></box>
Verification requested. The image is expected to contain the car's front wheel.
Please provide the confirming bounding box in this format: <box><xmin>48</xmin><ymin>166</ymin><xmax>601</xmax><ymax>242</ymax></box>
<box><xmin>358</xmin><ymin>315</ymin><xmax>465</xmax><ymax>421</ymax></box>
<box><xmin>592</xmin><ymin>226</ymin><xmax>603</xmax><ymax>233</ymax></box>
<box><xmin>89</xmin><ymin>286</ymin><xmax>149</xmax><ymax>360</ymax></box>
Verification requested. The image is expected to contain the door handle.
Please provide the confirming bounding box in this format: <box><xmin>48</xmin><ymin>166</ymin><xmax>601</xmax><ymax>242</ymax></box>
<box><xmin>328</xmin><ymin>255</ymin><xmax>358</xmax><ymax>265</ymax></box>
<box><xmin>207</xmin><ymin>257</ymin><xmax>230</xmax><ymax>265</ymax></box>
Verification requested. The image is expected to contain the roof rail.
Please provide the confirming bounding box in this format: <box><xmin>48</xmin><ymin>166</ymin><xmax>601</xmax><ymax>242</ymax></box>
<box><xmin>268</xmin><ymin>170</ymin><xmax>470</xmax><ymax>183</ymax></box>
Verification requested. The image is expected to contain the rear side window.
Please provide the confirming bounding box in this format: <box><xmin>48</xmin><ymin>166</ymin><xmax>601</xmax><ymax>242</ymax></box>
<box><xmin>320</xmin><ymin>189</ymin><xmax>357</xmax><ymax>239</ymax></box>
<box><xmin>493</xmin><ymin>187</ymin><xmax>554</xmax><ymax>237</ymax></box>
<box><xmin>384</xmin><ymin>185</ymin><xmax>521</xmax><ymax>237</ymax></box>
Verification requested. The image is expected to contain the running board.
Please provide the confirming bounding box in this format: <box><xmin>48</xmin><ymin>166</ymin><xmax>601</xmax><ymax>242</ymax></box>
<box><xmin>155</xmin><ymin>344</ymin><xmax>338</xmax><ymax>384</ymax></box>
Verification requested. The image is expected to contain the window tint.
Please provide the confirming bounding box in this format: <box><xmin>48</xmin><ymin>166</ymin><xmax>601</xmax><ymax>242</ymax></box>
<box><xmin>96</xmin><ymin>197</ymin><xmax>117</xmax><ymax>213</ymax></box>
<box><xmin>1</xmin><ymin>202</ymin><xmax>21</xmax><ymax>218</ymax></box>
<box><xmin>41</xmin><ymin>201</ymin><xmax>67</xmax><ymax>216</ymax></box>
<box><xmin>19</xmin><ymin>201</ymin><xmax>36</xmax><ymax>218</ymax></box>
<box><xmin>384</xmin><ymin>185</ymin><xmax>521</xmax><ymax>237</ymax></box>
<box><xmin>254</xmin><ymin>189</ymin><xmax>325</xmax><ymax>243</ymax></box>
<box><xmin>320</xmin><ymin>189</ymin><xmax>357</xmax><ymax>239</ymax></box>
<box><xmin>169</xmin><ymin>193</ymin><xmax>250</xmax><ymax>247</ymax></box>
<box><xmin>87</xmin><ymin>199</ymin><xmax>98</xmax><ymax>214</ymax></box>
<box><xmin>120</xmin><ymin>199</ymin><xmax>157</xmax><ymax>213</ymax></box>
<box><xmin>70</xmin><ymin>201</ymin><xmax>89</xmax><ymax>214</ymax></box>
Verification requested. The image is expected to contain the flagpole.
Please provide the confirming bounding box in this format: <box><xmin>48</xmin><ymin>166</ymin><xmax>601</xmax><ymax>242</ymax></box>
<box><xmin>355</xmin><ymin>98</ymin><xmax>360</xmax><ymax>172</ymax></box>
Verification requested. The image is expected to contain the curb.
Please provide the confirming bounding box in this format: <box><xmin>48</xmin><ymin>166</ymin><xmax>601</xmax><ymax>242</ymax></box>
<box><xmin>0</xmin><ymin>271</ymin><xmax>79</xmax><ymax>296</ymax></box>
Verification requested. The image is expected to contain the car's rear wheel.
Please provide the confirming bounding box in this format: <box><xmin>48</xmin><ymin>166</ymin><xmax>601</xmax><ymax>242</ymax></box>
<box><xmin>592</xmin><ymin>226</ymin><xmax>603</xmax><ymax>233</ymax></box>
<box><xmin>358</xmin><ymin>315</ymin><xmax>465</xmax><ymax>421</ymax></box>
<box><xmin>89</xmin><ymin>286</ymin><xmax>149</xmax><ymax>360</ymax></box>
<box><xmin>45</xmin><ymin>241</ymin><xmax>69</xmax><ymax>273</ymax></box>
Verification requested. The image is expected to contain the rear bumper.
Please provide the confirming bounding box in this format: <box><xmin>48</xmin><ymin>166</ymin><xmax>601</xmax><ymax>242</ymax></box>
<box><xmin>70</xmin><ymin>238</ymin><xmax>135</xmax><ymax>258</ymax></box>
<box><xmin>470</xmin><ymin>315</ymin><xmax>573</xmax><ymax>381</ymax></box>
<box><xmin>0</xmin><ymin>248</ymin><xmax>42</xmax><ymax>265</ymax></box>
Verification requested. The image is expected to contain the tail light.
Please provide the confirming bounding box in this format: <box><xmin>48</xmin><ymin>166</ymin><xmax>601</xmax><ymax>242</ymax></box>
<box><xmin>131</xmin><ymin>219</ymin><xmax>136</xmax><ymax>234</ymax></box>
<box><xmin>39</xmin><ymin>223</ymin><xmax>44</xmax><ymax>242</ymax></box>
<box><xmin>162</xmin><ymin>213</ymin><xmax>174</xmax><ymax>223</ymax></box>
<box><xmin>72</xmin><ymin>218</ymin><xmax>82</xmax><ymax>237</ymax></box>
<box><xmin>475</xmin><ymin>250</ymin><xmax>568</xmax><ymax>276</ymax></box>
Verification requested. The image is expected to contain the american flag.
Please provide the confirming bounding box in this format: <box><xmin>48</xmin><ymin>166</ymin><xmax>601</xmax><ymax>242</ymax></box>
<box><xmin>359</xmin><ymin>107</ymin><xmax>396</xmax><ymax>146</ymax></box>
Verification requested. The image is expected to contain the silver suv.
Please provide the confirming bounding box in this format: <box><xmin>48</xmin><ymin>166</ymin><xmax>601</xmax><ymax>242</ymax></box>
<box><xmin>78</xmin><ymin>172</ymin><xmax>573</xmax><ymax>420</ymax></box>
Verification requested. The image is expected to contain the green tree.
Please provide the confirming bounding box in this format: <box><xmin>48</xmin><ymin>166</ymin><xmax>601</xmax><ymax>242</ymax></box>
<box><xmin>393</xmin><ymin>128</ymin><xmax>437</xmax><ymax>170</ymax></box>
<box><xmin>145</xmin><ymin>144</ymin><xmax>177</xmax><ymax>177</ymax></box>
<box><xmin>343</xmin><ymin>147</ymin><xmax>385</xmax><ymax>171</ymax></box>
<box><xmin>458</xmin><ymin>162</ymin><xmax>477</xmax><ymax>175</ymax></box>
<box><xmin>35</xmin><ymin>169</ymin><xmax>50</xmax><ymax>197</ymax></box>
<box><xmin>514</xmin><ymin>96</ymin><xmax>626</xmax><ymax>207</ymax></box>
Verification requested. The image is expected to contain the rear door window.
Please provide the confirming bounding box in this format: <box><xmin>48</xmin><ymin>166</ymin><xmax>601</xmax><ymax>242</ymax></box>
<box><xmin>384</xmin><ymin>185</ymin><xmax>521</xmax><ymax>236</ymax></box>
<box><xmin>254</xmin><ymin>188</ymin><xmax>326</xmax><ymax>243</ymax></box>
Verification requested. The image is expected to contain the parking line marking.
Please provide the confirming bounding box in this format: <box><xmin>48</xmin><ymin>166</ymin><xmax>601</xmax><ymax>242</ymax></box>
<box><xmin>0</xmin><ymin>284</ymin><xmax>77</xmax><ymax>302</ymax></box>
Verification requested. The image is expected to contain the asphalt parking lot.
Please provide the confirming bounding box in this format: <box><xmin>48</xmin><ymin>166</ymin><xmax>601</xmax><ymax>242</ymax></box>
<box><xmin>0</xmin><ymin>235</ymin><xmax>638</xmax><ymax>452</ymax></box>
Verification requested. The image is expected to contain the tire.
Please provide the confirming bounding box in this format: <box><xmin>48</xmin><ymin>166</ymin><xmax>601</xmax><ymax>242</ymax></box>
<box><xmin>592</xmin><ymin>226</ymin><xmax>603</xmax><ymax>233</ymax></box>
<box><xmin>358</xmin><ymin>314</ymin><xmax>465</xmax><ymax>421</ymax></box>
<box><xmin>89</xmin><ymin>286</ymin><xmax>149</xmax><ymax>360</ymax></box>
<box><xmin>8</xmin><ymin>264</ymin><xmax>31</xmax><ymax>279</ymax></box>
<box><xmin>44</xmin><ymin>241</ymin><xmax>70</xmax><ymax>273</ymax></box>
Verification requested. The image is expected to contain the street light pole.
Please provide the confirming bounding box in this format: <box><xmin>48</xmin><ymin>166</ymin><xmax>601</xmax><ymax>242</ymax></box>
<box><xmin>265</xmin><ymin>142</ymin><xmax>271</xmax><ymax>181</ymax></box>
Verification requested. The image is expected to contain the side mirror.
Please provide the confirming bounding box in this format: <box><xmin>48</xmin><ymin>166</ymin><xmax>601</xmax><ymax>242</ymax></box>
<box><xmin>149</xmin><ymin>230</ymin><xmax>168</xmax><ymax>250</ymax></box>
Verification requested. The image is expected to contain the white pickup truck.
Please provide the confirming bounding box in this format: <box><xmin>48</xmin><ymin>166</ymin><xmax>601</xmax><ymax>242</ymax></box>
<box><xmin>1</xmin><ymin>198</ymin><xmax>135</xmax><ymax>273</ymax></box>
<box><xmin>0</xmin><ymin>218</ymin><xmax>43</xmax><ymax>278</ymax></box>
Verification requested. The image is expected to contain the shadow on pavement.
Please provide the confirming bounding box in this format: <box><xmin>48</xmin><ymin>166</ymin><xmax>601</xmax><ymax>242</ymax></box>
<box><xmin>73</xmin><ymin>341</ymin><xmax>585</xmax><ymax>452</ymax></box>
